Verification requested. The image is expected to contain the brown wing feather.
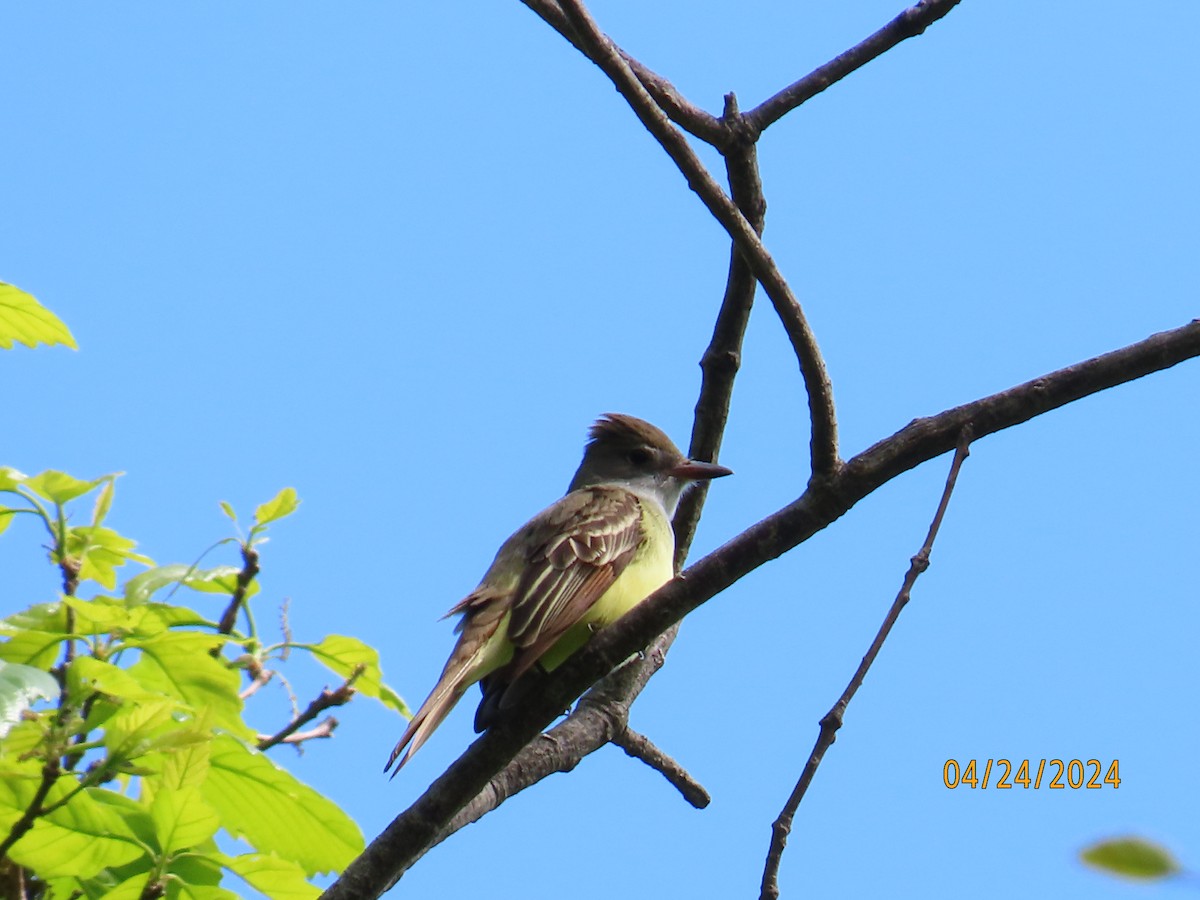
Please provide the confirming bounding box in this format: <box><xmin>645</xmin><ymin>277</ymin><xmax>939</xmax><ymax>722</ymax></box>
<box><xmin>386</xmin><ymin>486</ymin><xmax>646</xmax><ymax>770</ymax></box>
<box><xmin>502</xmin><ymin>486</ymin><xmax>643</xmax><ymax>683</ymax></box>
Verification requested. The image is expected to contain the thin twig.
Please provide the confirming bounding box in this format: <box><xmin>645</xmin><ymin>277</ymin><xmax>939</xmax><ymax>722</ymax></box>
<box><xmin>256</xmin><ymin>673</ymin><xmax>359</xmax><ymax>752</ymax></box>
<box><xmin>552</xmin><ymin>0</ymin><xmax>840</xmax><ymax>478</ymax></box>
<box><xmin>759</xmin><ymin>427</ymin><xmax>973</xmax><ymax>900</ymax></box>
<box><xmin>612</xmin><ymin>726</ymin><xmax>710</xmax><ymax>809</ymax></box>
<box><xmin>745</xmin><ymin>0</ymin><xmax>964</xmax><ymax>135</ymax></box>
<box><xmin>238</xmin><ymin>657</ymin><xmax>274</xmax><ymax>700</ymax></box>
<box><xmin>322</xmin><ymin>320</ymin><xmax>1200</xmax><ymax>900</ymax></box>
<box><xmin>257</xmin><ymin>716</ymin><xmax>339</xmax><ymax>747</ymax></box>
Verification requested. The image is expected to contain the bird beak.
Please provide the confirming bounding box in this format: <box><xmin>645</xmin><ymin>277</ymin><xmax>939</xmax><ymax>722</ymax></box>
<box><xmin>668</xmin><ymin>459</ymin><xmax>733</xmax><ymax>481</ymax></box>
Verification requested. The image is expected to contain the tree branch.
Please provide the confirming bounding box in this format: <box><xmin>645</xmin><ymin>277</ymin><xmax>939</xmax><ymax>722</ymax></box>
<box><xmin>518</xmin><ymin>0</ymin><xmax>725</xmax><ymax>145</ymax></box>
<box><xmin>612</xmin><ymin>726</ymin><xmax>710</xmax><ymax>809</ymax></box>
<box><xmin>551</xmin><ymin>0</ymin><xmax>840</xmax><ymax>478</ymax></box>
<box><xmin>216</xmin><ymin>544</ymin><xmax>259</xmax><ymax>637</ymax></box>
<box><xmin>322</xmin><ymin>321</ymin><xmax>1200</xmax><ymax>899</ymax></box>
<box><xmin>745</xmin><ymin>0</ymin><xmax>965</xmax><ymax>135</ymax></box>
<box><xmin>674</xmin><ymin>92</ymin><xmax>767</xmax><ymax>564</ymax></box>
<box><xmin>256</xmin><ymin>674</ymin><xmax>357</xmax><ymax>753</ymax></box>
<box><xmin>759</xmin><ymin>427</ymin><xmax>973</xmax><ymax>900</ymax></box>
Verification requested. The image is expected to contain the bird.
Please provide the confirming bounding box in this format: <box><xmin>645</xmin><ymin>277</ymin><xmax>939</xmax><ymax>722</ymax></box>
<box><xmin>384</xmin><ymin>413</ymin><xmax>732</xmax><ymax>774</ymax></box>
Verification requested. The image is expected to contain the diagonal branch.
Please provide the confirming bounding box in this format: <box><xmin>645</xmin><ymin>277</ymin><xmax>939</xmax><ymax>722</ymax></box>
<box><xmin>256</xmin><ymin>673</ymin><xmax>358</xmax><ymax>752</ymax></box>
<box><xmin>612</xmin><ymin>726</ymin><xmax>710</xmax><ymax>809</ymax></box>
<box><xmin>519</xmin><ymin>0</ymin><xmax>725</xmax><ymax>144</ymax></box>
<box><xmin>745</xmin><ymin>0</ymin><xmax>965</xmax><ymax>135</ymax></box>
<box><xmin>322</xmin><ymin>320</ymin><xmax>1200</xmax><ymax>900</ymax></box>
<box><xmin>553</xmin><ymin>0</ymin><xmax>839</xmax><ymax>478</ymax></box>
<box><xmin>759</xmin><ymin>427</ymin><xmax>973</xmax><ymax>900</ymax></box>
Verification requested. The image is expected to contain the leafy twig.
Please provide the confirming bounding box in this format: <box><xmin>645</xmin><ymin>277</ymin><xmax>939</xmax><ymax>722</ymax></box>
<box><xmin>216</xmin><ymin>545</ymin><xmax>260</xmax><ymax>636</ymax></box>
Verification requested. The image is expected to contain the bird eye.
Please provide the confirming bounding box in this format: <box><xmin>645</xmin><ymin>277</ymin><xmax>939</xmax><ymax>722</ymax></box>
<box><xmin>627</xmin><ymin>448</ymin><xmax>652</xmax><ymax>466</ymax></box>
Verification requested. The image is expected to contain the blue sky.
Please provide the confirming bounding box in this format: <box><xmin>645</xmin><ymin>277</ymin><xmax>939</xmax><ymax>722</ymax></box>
<box><xmin>3</xmin><ymin>2</ymin><xmax>1198</xmax><ymax>897</ymax></box>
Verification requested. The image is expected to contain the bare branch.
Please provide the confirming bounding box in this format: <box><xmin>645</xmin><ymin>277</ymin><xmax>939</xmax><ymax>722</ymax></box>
<box><xmin>238</xmin><ymin>656</ymin><xmax>274</xmax><ymax>700</ymax></box>
<box><xmin>258</xmin><ymin>716</ymin><xmax>339</xmax><ymax>747</ymax></box>
<box><xmin>759</xmin><ymin>427</ymin><xmax>973</xmax><ymax>900</ymax></box>
<box><xmin>374</xmin><ymin>629</ymin><xmax>678</xmax><ymax>894</ymax></box>
<box><xmin>322</xmin><ymin>321</ymin><xmax>1200</xmax><ymax>900</ymax></box>
<box><xmin>519</xmin><ymin>0</ymin><xmax>725</xmax><ymax>144</ymax></box>
<box><xmin>746</xmin><ymin>0</ymin><xmax>964</xmax><ymax>135</ymax></box>
<box><xmin>257</xmin><ymin>675</ymin><xmax>358</xmax><ymax>753</ymax></box>
<box><xmin>674</xmin><ymin>92</ymin><xmax>767</xmax><ymax>563</ymax></box>
<box><xmin>612</xmin><ymin>726</ymin><xmax>710</xmax><ymax>809</ymax></box>
<box><xmin>551</xmin><ymin>0</ymin><xmax>839</xmax><ymax>478</ymax></box>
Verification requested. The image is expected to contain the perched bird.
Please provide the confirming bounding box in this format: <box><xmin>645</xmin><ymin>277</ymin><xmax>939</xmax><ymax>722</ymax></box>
<box><xmin>385</xmin><ymin>413</ymin><xmax>732</xmax><ymax>774</ymax></box>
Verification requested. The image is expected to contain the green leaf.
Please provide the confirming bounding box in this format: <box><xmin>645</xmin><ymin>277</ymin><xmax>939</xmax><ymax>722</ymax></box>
<box><xmin>103</xmin><ymin>697</ymin><xmax>179</xmax><ymax>759</ymax></box>
<box><xmin>91</xmin><ymin>476</ymin><xmax>119</xmax><ymax>529</ymax></box>
<box><xmin>0</xmin><ymin>466</ymin><xmax>29</xmax><ymax>492</ymax></box>
<box><xmin>0</xmin><ymin>282</ymin><xmax>77</xmax><ymax>350</ymax></box>
<box><xmin>0</xmin><ymin>628</ymin><xmax>66</xmax><ymax>669</ymax></box>
<box><xmin>253</xmin><ymin>488</ymin><xmax>300</xmax><ymax>528</ymax></box>
<box><xmin>308</xmin><ymin>634</ymin><xmax>409</xmax><ymax>715</ymax></box>
<box><xmin>66</xmin><ymin>525</ymin><xmax>152</xmax><ymax>590</ymax></box>
<box><xmin>68</xmin><ymin>657</ymin><xmax>158</xmax><ymax>702</ymax></box>
<box><xmin>0</xmin><ymin>779</ymin><xmax>143</xmax><ymax>878</ymax></box>
<box><xmin>1082</xmin><ymin>837</ymin><xmax>1180</xmax><ymax>880</ymax></box>
<box><xmin>151</xmin><ymin>785</ymin><xmax>221</xmax><ymax>853</ymax></box>
<box><xmin>0</xmin><ymin>506</ymin><xmax>18</xmax><ymax>536</ymax></box>
<box><xmin>126</xmin><ymin>602</ymin><xmax>213</xmax><ymax>636</ymax></box>
<box><xmin>91</xmin><ymin>877</ymin><xmax>154</xmax><ymax>900</ymax></box>
<box><xmin>168</xmin><ymin>882</ymin><xmax>239</xmax><ymax>900</ymax></box>
<box><xmin>0</xmin><ymin>660</ymin><xmax>61</xmax><ymax>738</ymax></box>
<box><xmin>125</xmin><ymin>634</ymin><xmax>251</xmax><ymax>739</ymax></box>
<box><xmin>220</xmin><ymin>852</ymin><xmax>320</xmax><ymax>900</ymax></box>
<box><xmin>218</xmin><ymin>500</ymin><xmax>237</xmax><ymax>523</ymax></box>
<box><xmin>63</xmin><ymin>596</ymin><xmax>139</xmax><ymax>635</ymax></box>
<box><xmin>91</xmin><ymin>786</ymin><xmax>158</xmax><ymax>847</ymax></box>
<box><xmin>24</xmin><ymin>470</ymin><xmax>102</xmax><ymax>504</ymax></box>
<box><xmin>202</xmin><ymin>735</ymin><xmax>363</xmax><ymax>876</ymax></box>
<box><xmin>154</xmin><ymin>739</ymin><xmax>213</xmax><ymax>791</ymax></box>
<box><xmin>124</xmin><ymin>564</ymin><xmax>257</xmax><ymax>605</ymax></box>
<box><xmin>0</xmin><ymin>717</ymin><xmax>48</xmax><ymax>760</ymax></box>
<box><xmin>166</xmin><ymin>851</ymin><xmax>226</xmax><ymax>894</ymax></box>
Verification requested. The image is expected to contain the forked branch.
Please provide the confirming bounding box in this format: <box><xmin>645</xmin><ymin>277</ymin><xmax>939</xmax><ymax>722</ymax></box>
<box><xmin>322</xmin><ymin>320</ymin><xmax>1200</xmax><ymax>900</ymax></box>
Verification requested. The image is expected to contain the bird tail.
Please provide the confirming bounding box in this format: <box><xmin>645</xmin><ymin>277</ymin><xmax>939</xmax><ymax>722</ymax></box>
<box><xmin>385</xmin><ymin>591</ymin><xmax>510</xmax><ymax>776</ymax></box>
<box><xmin>384</xmin><ymin>671</ymin><xmax>467</xmax><ymax>777</ymax></box>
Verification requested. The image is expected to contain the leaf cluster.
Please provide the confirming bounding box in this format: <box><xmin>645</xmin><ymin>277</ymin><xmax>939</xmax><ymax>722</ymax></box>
<box><xmin>0</xmin><ymin>472</ymin><xmax>406</xmax><ymax>899</ymax></box>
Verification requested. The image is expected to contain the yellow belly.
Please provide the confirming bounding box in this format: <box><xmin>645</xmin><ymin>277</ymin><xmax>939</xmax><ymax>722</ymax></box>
<box><xmin>538</xmin><ymin>501</ymin><xmax>675</xmax><ymax>672</ymax></box>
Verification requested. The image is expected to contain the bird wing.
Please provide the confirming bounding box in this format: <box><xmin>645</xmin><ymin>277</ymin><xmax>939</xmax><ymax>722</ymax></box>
<box><xmin>503</xmin><ymin>485</ymin><xmax>645</xmax><ymax>682</ymax></box>
<box><xmin>384</xmin><ymin>486</ymin><xmax>644</xmax><ymax>773</ymax></box>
